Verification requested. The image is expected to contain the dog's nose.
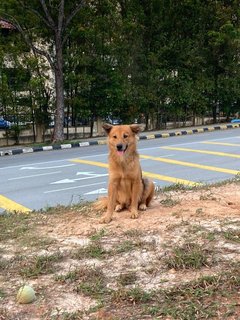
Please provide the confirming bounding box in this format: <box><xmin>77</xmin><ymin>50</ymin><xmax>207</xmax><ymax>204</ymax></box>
<box><xmin>116</xmin><ymin>144</ymin><xmax>123</xmax><ymax>151</ymax></box>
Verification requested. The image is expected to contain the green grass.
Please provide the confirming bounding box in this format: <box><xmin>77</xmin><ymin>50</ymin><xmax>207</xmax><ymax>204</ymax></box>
<box><xmin>72</xmin><ymin>242</ymin><xmax>108</xmax><ymax>260</ymax></box>
<box><xmin>117</xmin><ymin>272</ymin><xmax>138</xmax><ymax>286</ymax></box>
<box><xmin>164</xmin><ymin>243</ymin><xmax>210</xmax><ymax>270</ymax></box>
<box><xmin>19</xmin><ymin>252</ymin><xmax>64</xmax><ymax>278</ymax></box>
<box><xmin>75</xmin><ymin>267</ymin><xmax>108</xmax><ymax>298</ymax></box>
<box><xmin>0</xmin><ymin>213</ymin><xmax>32</xmax><ymax>241</ymax></box>
<box><xmin>223</xmin><ymin>229</ymin><xmax>240</xmax><ymax>243</ymax></box>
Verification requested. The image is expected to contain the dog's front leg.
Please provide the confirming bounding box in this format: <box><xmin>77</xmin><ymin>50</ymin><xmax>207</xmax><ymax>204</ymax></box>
<box><xmin>100</xmin><ymin>179</ymin><xmax>118</xmax><ymax>223</ymax></box>
<box><xmin>130</xmin><ymin>181</ymin><xmax>141</xmax><ymax>219</ymax></box>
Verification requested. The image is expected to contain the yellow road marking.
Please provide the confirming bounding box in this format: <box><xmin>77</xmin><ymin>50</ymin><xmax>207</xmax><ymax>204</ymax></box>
<box><xmin>0</xmin><ymin>195</ymin><xmax>31</xmax><ymax>213</ymax></box>
<box><xmin>201</xmin><ymin>141</ymin><xmax>240</xmax><ymax>147</ymax></box>
<box><xmin>161</xmin><ymin>146</ymin><xmax>240</xmax><ymax>158</ymax></box>
<box><xmin>140</xmin><ymin>154</ymin><xmax>240</xmax><ymax>175</ymax></box>
<box><xmin>70</xmin><ymin>158</ymin><xmax>201</xmax><ymax>186</ymax></box>
<box><xmin>71</xmin><ymin>158</ymin><xmax>108</xmax><ymax>168</ymax></box>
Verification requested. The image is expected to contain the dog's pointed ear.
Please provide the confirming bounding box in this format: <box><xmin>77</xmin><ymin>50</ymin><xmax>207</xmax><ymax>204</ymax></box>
<box><xmin>130</xmin><ymin>124</ymin><xmax>143</xmax><ymax>134</ymax></box>
<box><xmin>102</xmin><ymin>123</ymin><xmax>113</xmax><ymax>135</ymax></box>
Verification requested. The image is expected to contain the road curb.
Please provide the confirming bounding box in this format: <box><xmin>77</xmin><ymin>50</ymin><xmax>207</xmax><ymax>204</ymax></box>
<box><xmin>1</xmin><ymin>123</ymin><xmax>240</xmax><ymax>157</ymax></box>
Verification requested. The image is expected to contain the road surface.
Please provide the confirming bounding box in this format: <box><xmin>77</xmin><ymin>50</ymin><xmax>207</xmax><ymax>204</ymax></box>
<box><xmin>1</xmin><ymin>128</ymin><xmax>240</xmax><ymax>213</ymax></box>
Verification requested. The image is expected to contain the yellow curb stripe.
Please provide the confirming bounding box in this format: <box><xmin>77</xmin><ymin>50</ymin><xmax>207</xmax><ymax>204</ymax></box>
<box><xmin>161</xmin><ymin>146</ymin><xmax>240</xmax><ymax>158</ymax></box>
<box><xmin>70</xmin><ymin>158</ymin><xmax>200</xmax><ymax>186</ymax></box>
<box><xmin>97</xmin><ymin>140</ymin><xmax>107</xmax><ymax>145</ymax></box>
<box><xmin>146</xmin><ymin>134</ymin><xmax>156</xmax><ymax>139</ymax></box>
<box><xmin>0</xmin><ymin>195</ymin><xmax>31</xmax><ymax>213</ymax></box>
<box><xmin>201</xmin><ymin>141</ymin><xmax>240</xmax><ymax>147</ymax></box>
<box><xmin>161</xmin><ymin>133</ymin><xmax>170</xmax><ymax>138</ymax></box>
<box><xmin>140</xmin><ymin>154</ymin><xmax>240</xmax><ymax>175</ymax></box>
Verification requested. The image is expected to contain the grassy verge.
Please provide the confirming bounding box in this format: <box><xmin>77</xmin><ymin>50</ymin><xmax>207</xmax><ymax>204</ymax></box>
<box><xmin>0</xmin><ymin>180</ymin><xmax>240</xmax><ymax>319</ymax></box>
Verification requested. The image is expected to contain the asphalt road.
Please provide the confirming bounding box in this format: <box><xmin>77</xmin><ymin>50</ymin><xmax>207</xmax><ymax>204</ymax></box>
<box><xmin>1</xmin><ymin>128</ymin><xmax>240</xmax><ymax>213</ymax></box>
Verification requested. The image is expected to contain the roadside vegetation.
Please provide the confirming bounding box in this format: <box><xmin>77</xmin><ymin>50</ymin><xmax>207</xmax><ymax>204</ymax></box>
<box><xmin>0</xmin><ymin>1</ymin><xmax>240</xmax><ymax>143</ymax></box>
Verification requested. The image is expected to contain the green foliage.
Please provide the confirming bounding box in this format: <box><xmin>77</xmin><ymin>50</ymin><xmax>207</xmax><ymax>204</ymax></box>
<box><xmin>0</xmin><ymin>0</ymin><xmax>240</xmax><ymax>133</ymax></box>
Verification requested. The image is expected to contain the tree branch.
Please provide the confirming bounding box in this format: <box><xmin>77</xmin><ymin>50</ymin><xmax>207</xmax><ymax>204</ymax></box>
<box><xmin>64</xmin><ymin>0</ymin><xmax>86</xmax><ymax>30</ymax></box>
<box><xmin>39</xmin><ymin>0</ymin><xmax>55</xmax><ymax>30</ymax></box>
<box><xmin>29</xmin><ymin>8</ymin><xmax>55</xmax><ymax>30</ymax></box>
<box><xmin>18</xmin><ymin>0</ymin><xmax>54</xmax><ymax>30</ymax></box>
<box><xmin>58</xmin><ymin>0</ymin><xmax>65</xmax><ymax>34</ymax></box>
<box><xmin>3</xmin><ymin>14</ymin><xmax>55</xmax><ymax>70</ymax></box>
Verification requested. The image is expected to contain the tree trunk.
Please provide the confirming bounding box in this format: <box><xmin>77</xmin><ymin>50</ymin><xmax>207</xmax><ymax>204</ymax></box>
<box><xmin>53</xmin><ymin>35</ymin><xmax>65</xmax><ymax>142</ymax></box>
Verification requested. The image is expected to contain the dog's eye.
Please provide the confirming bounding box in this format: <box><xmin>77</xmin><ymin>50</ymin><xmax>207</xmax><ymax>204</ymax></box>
<box><xmin>113</xmin><ymin>135</ymin><xmax>117</xmax><ymax>139</ymax></box>
<box><xmin>123</xmin><ymin>134</ymin><xmax>128</xmax><ymax>139</ymax></box>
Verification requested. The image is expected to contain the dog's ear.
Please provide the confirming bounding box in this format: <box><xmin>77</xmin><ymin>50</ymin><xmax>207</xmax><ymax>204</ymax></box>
<box><xmin>102</xmin><ymin>123</ymin><xmax>113</xmax><ymax>135</ymax></box>
<box><xmin>130</xmin><ymin>124</ymin><xmax>143</xmax><ymax>134</ymax></box>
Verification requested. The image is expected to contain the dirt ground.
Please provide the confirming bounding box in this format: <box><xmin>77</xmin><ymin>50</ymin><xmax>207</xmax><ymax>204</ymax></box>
<box><xmin>0</xmin><ymin>180</ymin><xmax>240</xmax><ymax>319</ymax></box>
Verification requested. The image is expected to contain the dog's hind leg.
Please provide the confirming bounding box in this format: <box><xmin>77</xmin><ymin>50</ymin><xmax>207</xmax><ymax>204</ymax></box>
<box><xmin>139</xmin><ymin>178</ymin><xmax>154</xmax><ymax>210</ymax></box>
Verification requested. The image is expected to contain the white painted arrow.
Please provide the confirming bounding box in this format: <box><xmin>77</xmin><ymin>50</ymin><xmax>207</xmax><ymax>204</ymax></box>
<box><xmin>20</xmin><ymin>164</ymin><xmax>76</xmax><ymax>170</ymax></box>
<box><xmin>51</xmin><ymin>178</ymin><xmax>76</xmax><ymax>184</ymax></box>
<box><xmin>85</xmin><ymin>188</ymin><xmax>107</xmax><ymax>195</ymax></box>
<box><xmin>76</xmin><ymin>171</ymin><xmax>96</xmax><ymax>176</ymax></box>
<box><xmin>51</xmin><ymin>173</ymin><xmax>108</xmax><ymax>184</ymax></box>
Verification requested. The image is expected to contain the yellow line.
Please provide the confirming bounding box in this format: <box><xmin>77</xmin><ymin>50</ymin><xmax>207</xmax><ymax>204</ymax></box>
<box><xmin>141</xmin><ymin>171</ymin><xmax>200</xmax><ymax>186</ymax></box>
<box><xmin>161</xmin><ymin>146</ymin><xmax>240</xmax><ymax>158</ymax></box>
<box><xmin>140</xmin><ymin>154</ymin><xmax>240</xmax><ymax>175</ymax></box>
<box><xmin>0</xmin><ymin>195</ymin><xmax>31</xmax><ymax>213</ymax></box>
<box><xmin>70</xmin><ymin>158</ymin><xmax>201</xmax><ymax>186</ymax></box>
<box><xmin>201</xmin><ymin>141</ymin><xmax>240</xmax><ymax>147</ymax></box>
<box><xmin>71</xmin><ymin>158</ymin><xmax>108</xmax><ymax>168</ymax></box>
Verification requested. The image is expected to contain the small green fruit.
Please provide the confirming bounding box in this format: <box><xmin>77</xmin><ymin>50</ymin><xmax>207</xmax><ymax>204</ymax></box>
<box><xmin>17</xmin><ymin>285</ymin><xmax>36</xmax><ymax>304</ymax></box>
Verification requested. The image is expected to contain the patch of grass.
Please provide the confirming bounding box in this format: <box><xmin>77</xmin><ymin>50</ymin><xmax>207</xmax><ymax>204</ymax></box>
<box><xmin>75</xmin><ymin>267</ymin><xmax>108</xmax><ymax>298</ymax></box>
<box><xmin>223</xmin><ymin>229</ymin><xmax>240</xmax><ymax>243</ymax></box>
<box><xmin>123</xmin><ymin>228</ymin><xmax>144</xmax><ymax>238</ymax></box>
<box><xmin>0</xmin><ymin>288</ymin><xmax>6</xmax><ymax>298</ymax></box>
<box><xmin>117</xmin><ymin>272</ymin><xmax>138</xmax><ymax>286</ymax></box>
<box><xmin>112</xmin><ymin>286</ymin><xmax>152</xmax><ymax>304</ymax></box>
<box><xmin>160</xmin><ymin>195</ymin><xmax>180</xmax><ymax>207</ymax></box>
<box><xmin>90</xmin><ymin>228</ymin><xmax>107</xmax><ymax>241</ymax></box>
<box><xmin>199</xmin><ymin>192</ymin><xmax>217</xmax><ymax>201</ymax></box>
<box><xmin>0</xmin><ymin>213</ymin><xmax>33</xmax><ymax>241</ymax></box>
<box><xmin>49</xmin><ymin>311</ymin><xmax>85</xmax><ymax>320</ymax></box>
<box><xmin>19</xmin><ymin>252</ymin><xmax>64</xmax><ymax>278</ymax></box>
<box><xmin>162</xmin><ymin>183</ymin><xmax>194</xmax><ymax>192</ymax></box>
<box><xmin>19</xmin><ymin>234</ymin><xmax>55</xmax><ymax>249</ymax></box>
<box><xmin>115</xmin><ymin>240</ymin><xmax>136</xmax><ymax>254</ymax></box>
<box><xmin>164</xmin><ymin>243</ymin><xmax>210</xmax><ymax>270</ymax></box>
<box><xmin>0</xmin><ymin>258</ymin><xmax>8</xmax><ymax>271</ymax></box>
<box><xmin>108</xmin><ymin>270</ymin><xmax>240</xmax><ymax>319</ymax></box>
<box><xmin>55</xmin><ymin>269</ymin><xmax>81</xmax><ymax>284</ymax></box>
<box><xmin>72</xmin><ymin>242</ymin><xmax>108</xmax><ymax>260</ymax></box>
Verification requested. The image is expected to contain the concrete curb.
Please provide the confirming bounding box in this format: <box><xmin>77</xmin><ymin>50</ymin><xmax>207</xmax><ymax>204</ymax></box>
<box><xmin>1</xmin><ymin>123</ymin><xmax>240</xmax><ymax>157</ymax></box>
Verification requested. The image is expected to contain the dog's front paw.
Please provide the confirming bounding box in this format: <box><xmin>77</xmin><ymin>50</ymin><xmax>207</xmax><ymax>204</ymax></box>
<box><xmin>99</xmin><ymin>213</ymin><xmax>112</xmax><ymax>224</ymax></box>
<box><xmin>139</xmin><ymin>203</ymin><xmax>147</xmax><ymax>211</ymax></box>
<box><xmin>115</xmin><ymin>204</ymin><xmax>123</xmax><ymax>212</ymax></box>
<box><xmin>130</xmin><ymin>209</ymin><xmax>139</xmax><ymax>219</ymax></box>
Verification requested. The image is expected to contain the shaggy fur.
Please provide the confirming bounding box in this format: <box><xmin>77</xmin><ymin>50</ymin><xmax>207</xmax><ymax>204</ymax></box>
<box><xmin>96</xmin><ymin>123</ymin><xmax>155</xmax><ymax>223</ymax></box>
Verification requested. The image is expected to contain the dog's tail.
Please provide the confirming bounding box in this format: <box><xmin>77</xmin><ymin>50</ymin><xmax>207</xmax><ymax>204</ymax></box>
<box><xmin>93</xmin><ymin>197</ymin><xmax>108</xmax><ymax>210</ymax></box>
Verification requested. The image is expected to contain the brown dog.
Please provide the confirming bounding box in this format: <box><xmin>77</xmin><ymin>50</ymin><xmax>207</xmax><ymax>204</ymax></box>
<box><xmin>96</xmin><ymin>123</ymin><xmax>154</xmax><ymax>223</ymax></box>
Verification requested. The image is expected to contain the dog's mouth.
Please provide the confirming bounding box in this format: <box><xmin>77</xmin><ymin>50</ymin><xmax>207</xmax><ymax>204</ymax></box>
<box><xmin>116</xmin><ymin>144</ymin><xmax>128</xmax><ymax>156</ymax></box>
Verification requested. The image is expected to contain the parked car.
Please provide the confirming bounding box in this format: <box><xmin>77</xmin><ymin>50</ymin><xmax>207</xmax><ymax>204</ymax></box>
<box><xmin>231</xmin><ymin>119</ymin><xmax>240</xmax><ymax>123</ymax></box>
<box><xmin>0</xmin><ymin>117</ymin><xmax>11</xmax><ymax>129</ymax></box>
<box><xmin>105</xmin><ymin>116</ymin><xmax>122</xmax><ymax>125</ymax></box>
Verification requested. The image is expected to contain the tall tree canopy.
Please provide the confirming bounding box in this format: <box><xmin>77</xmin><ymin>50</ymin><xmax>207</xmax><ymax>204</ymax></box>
<box><xmin>0</xmin><ymin>0</ymin><xmax>239</xmax><ymax>142</ymax></box>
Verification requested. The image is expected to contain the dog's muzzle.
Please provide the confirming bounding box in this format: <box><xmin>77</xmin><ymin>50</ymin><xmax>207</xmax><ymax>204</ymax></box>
<box><xmin>116</xmin><ymin>143</ymin><xmax>128</xmax><ymax>155</ymax></box>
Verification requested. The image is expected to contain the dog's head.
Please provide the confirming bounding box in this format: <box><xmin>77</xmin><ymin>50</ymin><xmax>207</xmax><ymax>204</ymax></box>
<box><xmin>103</xmin><ymin>123</ymin><xmax>142</xmax><ymax>156</ymax></box>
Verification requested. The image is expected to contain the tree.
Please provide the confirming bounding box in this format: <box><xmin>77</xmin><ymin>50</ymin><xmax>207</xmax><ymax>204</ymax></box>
<box><xmin>0</xmin><ymin>0</ymin><xmax>86</xmax><ymax>142</ymax></box>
